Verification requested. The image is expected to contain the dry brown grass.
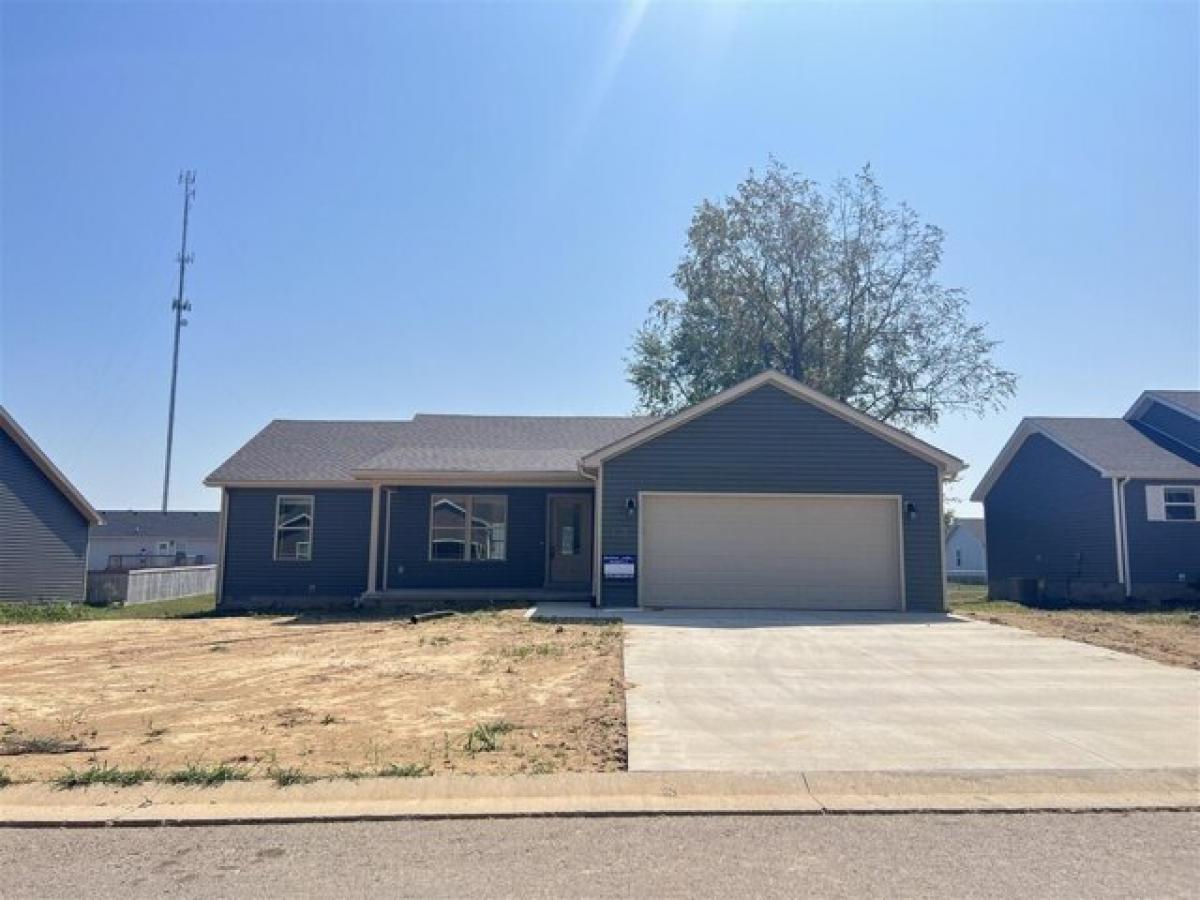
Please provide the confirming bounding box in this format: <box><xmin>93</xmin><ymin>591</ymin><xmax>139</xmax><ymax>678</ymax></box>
<box><xmin>0</xmin><ymin>610</ymin><xmax>625</xmax><ymax>782</ymax></box>
<box><xmin>951</xmin><ymin>586</ymin><xmax>1200</xmax><ymax>670</ymax></box>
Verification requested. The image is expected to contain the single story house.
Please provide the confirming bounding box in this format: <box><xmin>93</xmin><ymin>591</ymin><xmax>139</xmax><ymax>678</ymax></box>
<box><xmin>945</xmin><ymin>517</ymin><xmax>987</xmax><ymax>582</ymax></box>
<box><xmin>205</xmin><ymin>371</ymin><xmax>964</xmax><ymax>613</ymax></box>
<box><xmin>88</xmin><ymin>510</ymin><xmax>220</xmax><ymax>572</ymax></box>
<box><xmin>971</xmin><ymin>390</ymin><xmax>1200</xmax><ymax>603</ymax></box>
<box><xmin>1</xmin><ymin>405</ymin><xmax>102</xmax><ymax>603</ymax></box>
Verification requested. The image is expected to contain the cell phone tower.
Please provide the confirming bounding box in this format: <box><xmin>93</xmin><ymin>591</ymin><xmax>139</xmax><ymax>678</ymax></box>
<box><xmin>161</xmin><ymin>170</ymin><xmax>196</xmax><ymax>512</ymax></box>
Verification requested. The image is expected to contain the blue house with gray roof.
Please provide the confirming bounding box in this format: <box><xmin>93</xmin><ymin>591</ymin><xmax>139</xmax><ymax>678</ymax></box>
<box><xmin>972</xmin><ymin>390</ymin><xmax>1200</xmax><ymax>603</ymax></box>
<box><xmin>206</xmin><ymin>371</ymin><xmax>964</xmax><ymax>613</ymax></box>
<box><xmin>1</xmin><ymin>406</ymin><xmax>102</xmax><ymax>603</ymax></box>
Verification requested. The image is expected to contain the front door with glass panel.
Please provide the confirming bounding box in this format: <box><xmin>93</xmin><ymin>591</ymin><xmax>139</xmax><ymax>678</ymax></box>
<box><xmin>547</xmin><ymin>495</ymin><xmax>593</xmax><ymax>586</ymax></box>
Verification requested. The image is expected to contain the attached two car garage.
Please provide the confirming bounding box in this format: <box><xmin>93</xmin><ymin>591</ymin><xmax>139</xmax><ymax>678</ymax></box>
<box><xmin>639</xmin><ymin>493</ymin><xmax>904</xmax><ymax>610</ymax></box>
<box><xmin>583</xmin><ymin>372</ymin><xmax>963</xmax><ymax>613</ymax></box>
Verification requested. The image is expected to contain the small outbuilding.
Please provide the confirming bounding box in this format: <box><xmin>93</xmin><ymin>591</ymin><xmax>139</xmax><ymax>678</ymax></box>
<box><xmin>0</xmin><ymin>406</ymin><xmax>102</xmax><ymax>603</ymax></box>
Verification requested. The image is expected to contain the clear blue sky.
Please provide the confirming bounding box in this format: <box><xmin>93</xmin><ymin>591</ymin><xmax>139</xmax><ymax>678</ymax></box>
<box><xmin>2</xmin><ymin>1</ymin><xmax>1196</xmax><ymax>514</ymax></box>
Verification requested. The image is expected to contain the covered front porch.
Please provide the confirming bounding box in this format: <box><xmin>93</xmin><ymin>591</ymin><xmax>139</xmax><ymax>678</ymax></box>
<box><xmin>364</xmin><ymin>482</ymin><xmax>598</xmax><ymax>597</ymax></box>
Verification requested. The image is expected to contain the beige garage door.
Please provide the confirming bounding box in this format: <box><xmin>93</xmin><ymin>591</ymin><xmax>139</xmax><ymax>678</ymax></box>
<box><xmin>640</xmin><ymin>494</ymin><xmax>903</xmax><ymax>610</ymax></box>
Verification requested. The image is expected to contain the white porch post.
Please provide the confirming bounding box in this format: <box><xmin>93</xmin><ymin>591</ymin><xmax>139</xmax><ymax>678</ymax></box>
<box><xmin>367</xmin><ymin>483</ymin><xmax>381</xmax><ymax>594</ymax></box>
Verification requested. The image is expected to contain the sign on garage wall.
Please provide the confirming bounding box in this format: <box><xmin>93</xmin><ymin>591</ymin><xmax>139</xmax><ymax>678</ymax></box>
<box><xmin>602</xmin><ymin>555</ymin><xmax>636</xmax><ymax>580</ymax></box>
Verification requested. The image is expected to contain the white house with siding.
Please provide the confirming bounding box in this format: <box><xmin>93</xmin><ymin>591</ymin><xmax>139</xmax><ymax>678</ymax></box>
<box><xmin>946</xmin><ymin>517</ymin><xmax>987</xmax><ymax>582</ymax></box>
<box><xmin>88</xmin><ymin>510</ymin><xmax>220</xmax><ymax>572</ymax></box>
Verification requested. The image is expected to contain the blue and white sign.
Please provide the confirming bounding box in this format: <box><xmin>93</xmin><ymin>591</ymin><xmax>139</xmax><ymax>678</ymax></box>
<box><xmin>602</xmin><ymin>554</ymin><xmax>636</xmax><ymax>580</ymax></box>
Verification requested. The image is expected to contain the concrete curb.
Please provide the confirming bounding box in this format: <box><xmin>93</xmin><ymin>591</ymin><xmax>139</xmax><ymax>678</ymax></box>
<box><xmin>0</xmin><ymin>768</ymin><xmax>1196</xmax><ymax>827</ymax></box>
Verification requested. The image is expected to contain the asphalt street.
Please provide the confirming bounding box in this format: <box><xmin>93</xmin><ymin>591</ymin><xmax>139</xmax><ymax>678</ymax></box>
<box><xmin>2</xmin><ymin>811</ymin><xmax>1197</xmax><ymax>899</ymax></box>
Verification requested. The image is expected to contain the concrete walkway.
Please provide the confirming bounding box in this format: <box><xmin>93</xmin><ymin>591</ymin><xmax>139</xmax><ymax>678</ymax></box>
<box><xmin>535</xmin><ymin>606</ymin><xmax>1200</xmax><ymax>773</ymax></box>
<box><xmin>0</xmin><ymin>768</ymin><xmax>1196</xmax><ymax>825</ymax></box>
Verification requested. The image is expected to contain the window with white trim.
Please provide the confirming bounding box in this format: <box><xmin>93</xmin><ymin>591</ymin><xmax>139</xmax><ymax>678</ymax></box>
<box><xmin>275</xmin><ymin>495</ymin><xmax>314</xmax><ymax>560</ymax></box>
<box><xmin>429</xmin><ymin>495</ymin><xmax>507</xmax><ymax>561</ymax></box>
<box><xmin>1146</xmin><ymin>485</ymin><xmax>1197</xmax><ymax>522</ymax></box>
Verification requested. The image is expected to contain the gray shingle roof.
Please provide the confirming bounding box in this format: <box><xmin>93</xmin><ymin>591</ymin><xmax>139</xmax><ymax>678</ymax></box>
<box><xmin>1144</xmin><ymin>390</ymin><xmax>1200</xmax><ymax>417</ymax></box>
<box><xmin>205</xmin><ymin>415</ymin><xmax>655</xmax><ymax>484</ymax></box>
<box><xmin>354</xmin><ymin>414</ymin><xmax>656</xmax><ymax>474</ymax></box>
<box><xmin>94</xmin><ymin>510</ymin><xmax>219</xmax><ymax>540</ymax></box>
<box><xmin>949</xmin><ymin>517</ymin><xmax>985</xmax><ymax>547</ymax></box>
<box><xmin>1031</xmin><ymin>417</ymin><xmax>1200</xmax><ymax>479</ymax></box>
<box><xmin>206</xmin><ymin>421</ymin><xmax>412</xmax><ymax>484</ymax></box>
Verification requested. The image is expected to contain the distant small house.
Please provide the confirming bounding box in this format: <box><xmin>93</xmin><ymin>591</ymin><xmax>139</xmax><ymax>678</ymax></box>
<box><xmin>972</xmin><ymin>390</ymin><xmax>1200</xmax><ymax>603</ymax></box>
<box><xmin>945</xmin><ymin>517</ymin><xmax>986</xmax><ymax>583</ymax></box>
<box><xmin>1</xmin><ymin>406</ymin><xmax>102</xmax><ymax>603</ymax></box>
<box><xmin>88</xmin><ymin>510</ymin><xmax>220</xmax><ymax>572</ymax></box>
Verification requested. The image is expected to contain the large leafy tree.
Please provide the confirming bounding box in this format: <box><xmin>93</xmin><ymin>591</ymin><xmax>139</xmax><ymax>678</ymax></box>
<box><xmin>628</xmin><ymin>160</ymin><xmax>1016</xmax><ymax>427</ymax></box>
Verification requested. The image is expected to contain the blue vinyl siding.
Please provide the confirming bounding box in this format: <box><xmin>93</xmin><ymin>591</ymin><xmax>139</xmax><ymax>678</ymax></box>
<box><xmin>0</xmin><ymin>429</ymin><xmax>90</xmax><ymax>603</ymax></box>
<box><xmin>221</xmin><ymin>488</ymin><xmax>372</xmax><ymax>605</ymax></box>
<box><xmin>382</xmin><ymin>486</ymin><xmax>590</xmax><ymax>590</ymax></box>
<box><xmin>1131</xmin><ymin>401</ymin><xmax>1200</xmax><ymax>464</ymax></box>
<box><xmin>599</xmin><ymin>384</ymin><xmax>945</xmax><ymax>610</ymax></box>
<box><xmin>1124</xmin><ymin>479</ymin><xmax>1200</xmax><ymax>590</ymax></box>
<box><xmin>982</xmin><ymin>434</ymin><xmax>1119</xmax><ymax>599</ymax></box>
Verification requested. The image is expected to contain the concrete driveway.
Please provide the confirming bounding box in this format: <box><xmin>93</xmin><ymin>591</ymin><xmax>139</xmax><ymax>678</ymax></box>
<box><xmin>617</xmin><ymin>610</ymin><xmax>1200</xmax><ymax>772</ymax></box>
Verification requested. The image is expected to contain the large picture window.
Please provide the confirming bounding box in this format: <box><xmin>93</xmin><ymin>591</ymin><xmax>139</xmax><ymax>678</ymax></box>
<box><xmin>430</xmin><ymin>495</ymin><xmax>507</xmax><ymax>561</ymax></box>
<box><xmin>275</xmin><ymin>495</ymin><xmax>314</xmax><ymax>560</ymax></box>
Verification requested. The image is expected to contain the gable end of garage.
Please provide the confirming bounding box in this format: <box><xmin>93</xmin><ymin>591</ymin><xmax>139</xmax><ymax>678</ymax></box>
<box><xmin>597</xmin><ymin>382</ymin><xmax>946</xmax><ymax>611</ymax></box>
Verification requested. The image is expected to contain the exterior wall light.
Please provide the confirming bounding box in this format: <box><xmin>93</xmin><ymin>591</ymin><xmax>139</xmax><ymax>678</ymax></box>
<box><xmin>906</xmin><ymin>502</ymin><xmax>917</xmax><ymax>520</ymax></box>
<box><xmin>626</xmin><ymin>497</ymin><xmax>638</xmax><ymax>517</ymax></box>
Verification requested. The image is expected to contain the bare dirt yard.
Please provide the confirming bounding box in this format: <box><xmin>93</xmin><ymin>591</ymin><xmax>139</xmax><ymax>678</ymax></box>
<box><xmin>0</xmin><ymin>609</ymin><xmax>625</xmax><ymax>783</ymax></box>
<box><xmin>950</xmin><ymin>586</ymin><xmax>1200</xmax><ymax>670</ymax></box>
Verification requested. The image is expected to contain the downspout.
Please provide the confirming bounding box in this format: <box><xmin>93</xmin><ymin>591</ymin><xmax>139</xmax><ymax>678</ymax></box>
<box><xmin>1109</xmin><ymin>476</ymin><xmax>1131</xmax><ymax>598</ymax></box>
<box><xmin>366</xmin><ymin>482</ymin><xmax>382</xmax><ymax>596</ymax></box>
<box><xmin>1118</xmin><ymin>477</ymin><xmax>1132</xmax><ymax>599</ymax></box>
<box><xmin>576</xmin><ymin>462</ymin><xmax>601</xmax><ymax>608</ymax></box>
<box><xmin>215</xmin><ymin>487</ymin><xmax>229</xmax><ymax>608</ymax></box>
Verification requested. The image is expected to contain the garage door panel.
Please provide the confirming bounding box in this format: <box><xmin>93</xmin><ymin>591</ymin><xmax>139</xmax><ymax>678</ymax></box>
<box><xmin>640</xmin><ymin>494</ymin><xmax>902</xmax><ymax>610</ymax></box>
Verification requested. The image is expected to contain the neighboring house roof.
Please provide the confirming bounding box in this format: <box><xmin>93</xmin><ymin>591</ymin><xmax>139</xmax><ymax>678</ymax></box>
<box><xmin>971</xmin><ymin>416</ymin><xmax>1200</xmax><ymax>502</ymax></box>
<box><xmin>1125</xmin><ymin>390</ymin><xmax>1200</xmax><ymax>421</ymax></box>
<box><xmin>353</xmin><ymin>414</ymin><xmax>655</xmax><ymax>477</ymax></box>
<box><xmin>580</xmin><ymin>370</ymin><xmax>965</xmax><ymax>475</ymax></box>
<box><xmin>0</xmin><ymin>405</ymin><xmax>102</xmax><ymax>525</ymax></box>
<box><xmin>948</xmin><ymin>517</ymin><xmax>985</xmax><ymax>547</ymax></box>
<box><xmin>93</xmin><ymin>510</ymin><xmax>219</xmax><ymax>540</ymax></box>
<box><xmin>205</xmin><ymin>421</ymin><xmax>411</xmax><ymax>484</ymax></box>
<box><xmin>207</xmin><ymin>371</ymin><xmax>963</xmax><ymax>487</ymax></box>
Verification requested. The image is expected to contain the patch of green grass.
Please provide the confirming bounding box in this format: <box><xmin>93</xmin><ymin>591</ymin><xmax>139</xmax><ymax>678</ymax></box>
<box><xmin>464</xmin><ymin>720</ymin><xmax>515</xmax><ymax>754</ymax></box>
<box><xmin>92</xmin><ymin>594</ymin><xmax>217</xmax><ymax>620</ymax></box>
<box><xmin>0</xmin><ymin>769</ymin><xmax>12</xmax><ymax>788</ymax></box>
<box><xmin>163</xmin><ymin>762</ymin><xmax>250</xmax><ymax>786</ymax></box>
<box><xmin>377</xmin><ymin>762</ymin><xmax>430</xmax><ymax>778</ymax></box>
<box><xmin>0</xmin><ymin>603</ymin><xmax>89</xmax><ymax>624</ymax></box>
<box><xmin>0</xmin><ymin>595</ymin><xmax>216</xmax><ymax>624</ymax></box>
<box><xmin>53</xmin><ymin>764</ymin><xmax>156</xmax><ymax>789</ymax></box>
<box><xmin>268</xmin><ymin>766</ymin><xmax>318</xmax><ymax>787</ymax></box>
<box><xmin>947</xmin><ymin>583</ymin><xmax>989</xmax><ymax>607</ymax></box>
<box><xmin>0</xmin><ymin>732</ymin><xmax>86</xmax><ymax>756</ymax></box>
